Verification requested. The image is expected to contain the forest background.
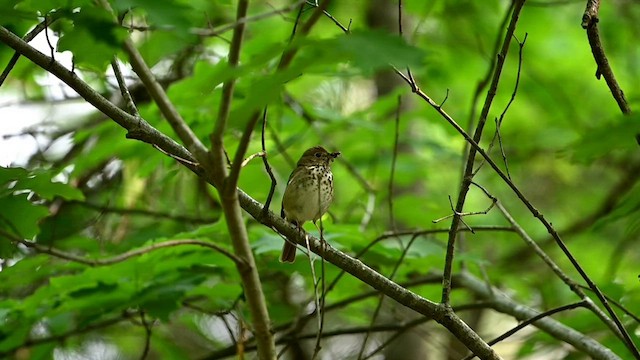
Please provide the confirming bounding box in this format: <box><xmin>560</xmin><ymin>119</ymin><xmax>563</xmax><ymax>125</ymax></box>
<box><xmin>1</xmin><ymin>0</ymin><xmax>639</xmax><ymax>359</ymax></box>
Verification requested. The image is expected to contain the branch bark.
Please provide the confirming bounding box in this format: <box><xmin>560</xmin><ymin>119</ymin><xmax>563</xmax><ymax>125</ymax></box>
<box><xmin>456</xmin><ymin>272</ymin><xmax>622</xmax><ymax>360</ymax></box>
<box><xmin>441</xmin><ymin>0</ymin><xmax>526</xmax><ymax>305</ymax></box>
<box><xmin>581</xmin><ymin>0</ymin><xmax>631</xmax><ymax>114</ymax></box>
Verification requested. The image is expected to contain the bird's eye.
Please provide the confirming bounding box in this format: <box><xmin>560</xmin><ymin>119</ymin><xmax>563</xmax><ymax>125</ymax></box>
<box><xmin>315</xmin><ymin>152</ymin><xmax>322</xmax><ymax>158</ymax></box>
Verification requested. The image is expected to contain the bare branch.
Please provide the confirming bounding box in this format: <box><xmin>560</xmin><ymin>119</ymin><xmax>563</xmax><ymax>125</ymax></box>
<box><xmin>259</xmin><ymin>109</ymin><xmax>278</xmax><ymax>219</ymax></box>
<box><xmin>0</xmin><ymin>228</ymin><xmax>244</xmax><ymax>266</ymax></box>
<box><xmin>581</xmin><ymin>0</ymin><xmax>631</xmax><ymax>114</ymax></box>
<box><xmin>457</xmin><ymin>272</ymin><xmax>622</xmax><ymax>360</ymax></box>
<box><xmin>440</xmin><ymin>0</ymin><xmax>527</xmax><ymax>306</ymax></box>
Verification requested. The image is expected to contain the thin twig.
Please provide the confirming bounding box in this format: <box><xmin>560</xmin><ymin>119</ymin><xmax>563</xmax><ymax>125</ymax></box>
<box><xmin>495</xmin><ymin>201</ymin><xmax>634</xmax><ymax>353</ymax></box>
<box><xmin>0</xmin><ymin>13</ymin><xmax>61</xmax><ymax>86</ymax></box>
<box><xmin>111</xmin><ymin>59</ymin><xmax>140</xmax><ymax>118</ymax></box>
<box><xmin>192</xmin><ymin>0</ymin><xmax>307</xmax><ymax>37</ymax></box>
<box><xmin>475</xmin><ymin>33</ymin><xmax>528</xmax><ymax>179</ymax></box>
<box><xmin>305</xmin><ymin>1</ymin><xmax>350</xmax><ymax>33</ymax></box>
<box><xmin>71</xmin><ymin>200</ymin><xmax>217</xmax><ymax>224</ymax></box>
<box><xmin>43</xmin><ymin>14</ymin><xmax>56</xmax><ymax>63</ymax></box>
<box><xmin>240</xmin><ymin>151</ymin><xmax>265</xmax><ymax>168</ymax></box>
<box><xmin>0</xmin><ymin>228</ymin><xmax>243</xmax><ymax>266</ymax></box>
<box><xmin>578</xmin><ymin>284</ymin><xmax>640</xmax><ymax>324</ymax></box>
<box><xmin>260</xmin><ymin>108</ymin><xmax>277</xmax><ymax>218</ymax></box>
<box><xmin>462</xmin><ymin>301</ymin><xmax>589</xmax><ymax>360</ymax></box>
<box><xmin>139</xmin><ymin>312</ymin><xmax>153</xmax><ymax>360</ymax></box>
<box><xmin>357</xmin><ymin>233</ymin><xmax>420</xmax><ymax>360</ymax></box>
<box><xmin>310</xmin><ymin>169</ymin><xmax>327</xmax><ymax>360</ymax></box>
<box><xmin>152</xmin><ymin>143</ymin><xmax>200</xmax><ymax>167</ymax></box>
<box><xmin>388</xmin><ymin>95</ymin><xmax>401</xmax><ymax>230</ymax></box>
<box><xmin>431</xmin><ymin>192</ymin><xmax>497</xmax><ymax>225</ymax></box>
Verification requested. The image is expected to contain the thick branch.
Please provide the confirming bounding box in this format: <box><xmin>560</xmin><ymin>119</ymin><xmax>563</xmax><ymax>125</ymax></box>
<box><xmin>237</xmin><ymin>190</ymin><xmax>499</xmax><ymax>359</ymax></box>
<box><xmin>204</xmin><ymin>0</ymin><xmax>277</xmax><ymax>358</ymax></box>
<box><xmin>457</xmin><ymin>272</ymin><xmax>622</xmax><ymax>360</ymax></box>
<box><xmin>0</xmin><ymin>26</ymin><xmax>197</xmax><ymax>171</ymax></box>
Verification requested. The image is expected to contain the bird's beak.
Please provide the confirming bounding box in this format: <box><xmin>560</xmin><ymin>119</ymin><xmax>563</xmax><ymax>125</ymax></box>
<box><xmin>330</xmin><ymin>152</ymin><xmax>341</xmax><ymax>159</ymax></box>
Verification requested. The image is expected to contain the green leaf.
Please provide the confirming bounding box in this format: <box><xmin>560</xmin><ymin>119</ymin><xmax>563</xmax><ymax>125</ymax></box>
<box><xmin>0</xmin><ymin>166</ymin><xmax>84</xmax><ymax>201</ymax></box>
<box><xmin>13</xmin><ymin>0</ymin><xmax>92</xmax><ymax>14</ymax></box>
<box><xmin>568</xmin><ymin>113</ymin><xmax>640</xmax><ymax>163</ymax></box>
<box><xmin>57</xmin><ymin>8</ymin><xmax>126</xmax><ymax>71</ymax></box>
<box><xmin>0</xmin><ymin>194</ymin><xmax>49</xmax><ymax>239</ymax></box>
<box><xmin>291</xmin><ymin>29</ymin><xmax>426</xmax><ymax>75</ymax></box>
<box><xmin>111</xmin><ymin>0</ymin><xmax>194</xmax><ymax>29</ymax></box>
<box><xmin>37</xmin><ymin>202</ymin><xmax>96</xmax><ymax>245</ymax></box>
<box><xmin>0</xmin><ymin>304</ymin><xmax>30</xmax><ymax>352</ymax></box>
<box><xmin>19</xmin><ymin>176</ymin><xmax>84</xmax><ymax>201</ymax></box>
<box><xmin>593</xmin><ymin>182</ymin><xmax>640</xmax><ymax>230</ymax></box>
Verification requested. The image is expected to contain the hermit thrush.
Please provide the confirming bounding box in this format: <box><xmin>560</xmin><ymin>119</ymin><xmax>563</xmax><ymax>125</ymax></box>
<box><xmin>280</xmin><ymin>146</ymin><xmax>340</xmax><ymax>263</ymax></box>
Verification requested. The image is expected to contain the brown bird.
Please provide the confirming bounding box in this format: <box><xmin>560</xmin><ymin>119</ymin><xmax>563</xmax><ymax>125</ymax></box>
<box><xmin>280</xmin><ymin>146</ymin><xmax>340</xmax><ymax>263</ymax></box>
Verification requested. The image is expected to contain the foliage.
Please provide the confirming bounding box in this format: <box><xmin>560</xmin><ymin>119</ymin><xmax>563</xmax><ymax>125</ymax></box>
<box><xmin>1</xmin><ymin>0</ymin><xmax>640</xmax><ymax>359</ymax></box>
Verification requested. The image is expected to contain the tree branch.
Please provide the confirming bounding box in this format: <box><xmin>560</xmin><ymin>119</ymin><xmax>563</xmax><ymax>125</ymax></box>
<box><xmin>456</xmin><ymin>272</ymin><xmax>622</xmax><ymax>360</ymax></box>
<box><xmin>0</xmin><ymin>228</ymin><xmax>244</xmax><ymax>266</ymax></box>
<box><xmin>581</xmin><ymin>0</ymin><xmax>631</xmax><ymax>114</ymax></box>
<box><xmin>441</xmin><ymin>0</ymin><xmax>526</xmax><ymax>306</ymax></box>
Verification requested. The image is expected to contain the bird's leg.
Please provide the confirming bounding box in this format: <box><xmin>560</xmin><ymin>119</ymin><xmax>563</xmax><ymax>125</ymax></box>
<box><xmin>312</xmin><ymin>220</ymin><xmax>327</xmax><ymax>259</ymax></box>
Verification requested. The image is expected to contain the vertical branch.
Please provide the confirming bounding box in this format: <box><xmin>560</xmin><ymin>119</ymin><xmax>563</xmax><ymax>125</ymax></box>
<box><xmin>210</xmin><ymin>0</ymin><xmax>249</xmax><ymax>186</ymax></box>
<box><xmin>474</xmin><ymin>34</ymin><xmax>528</xmax><ymax>179</ymax></box>
<box><xmin>388</xmin><ymin>95</ymin><xmax>401</xmax><ymax>229</ymax></box>
<box><xmin>206</xmin><ymin>1</ymin><xmax>277</xmax><ymax>359</ymax></box>
<box><xmin>441</xmin><ymin>0</ymin><xmax>526</xmax><ymax>305</ymax></box>
<box><xmin>259</xmin><ymin>109</ymin><xmax>277</xmax><ymax>218</ymax></box>
<box><xmin>139</xmin><ymin>312</ymin><xmax>152</xmax><ymax>360</ymax></box>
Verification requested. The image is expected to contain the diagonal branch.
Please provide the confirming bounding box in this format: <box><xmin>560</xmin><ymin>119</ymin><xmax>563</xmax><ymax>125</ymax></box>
<box><xmin>581</xmin><ymin>0</ymin><xmax>631</xmax><ymax>114</ymax></box>
<box><xmin>0</xmin><ymin>12</ymin><xmax>62</xmax><ymax>87</ymax></box>
<box><xmin>457</xmin><ymin>272</ymin><xmax>621</xmax><ymax>360</ymax></box>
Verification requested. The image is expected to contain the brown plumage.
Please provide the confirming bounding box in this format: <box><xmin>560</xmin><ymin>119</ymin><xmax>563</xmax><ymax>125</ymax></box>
<box><xmin>280</xmin><ymin>146</ymin><xmax>340</xmax><ymax>263</ymax></box>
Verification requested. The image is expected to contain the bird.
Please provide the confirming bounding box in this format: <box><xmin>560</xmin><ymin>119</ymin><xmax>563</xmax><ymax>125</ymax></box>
<box><xmin>280</xmin><ymin>146</ymin><xmax>340</xmax><ymax>263</ymax></box>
